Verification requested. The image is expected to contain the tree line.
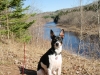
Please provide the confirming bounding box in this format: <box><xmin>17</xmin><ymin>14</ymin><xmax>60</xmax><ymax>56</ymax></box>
<box><xmin>54</xmin><ymin>0</ymin><xmax>100</xmax><ymax>17</ymax></box>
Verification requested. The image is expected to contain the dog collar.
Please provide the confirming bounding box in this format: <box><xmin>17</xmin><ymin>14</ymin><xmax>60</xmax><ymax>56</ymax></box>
<box><xmin>55</xmin><ymin>52</ymin><xmax>61</xmax><ymax>60</ymax></box>
<box><xmin>55</xmin><ymin>52</ymin><xmax>61</xmax><ymax>56</ymax></box>
<box><xmin>51</xmin><ymin>49</ymin><xmax>61</xmax><ymax>56</ymax></box>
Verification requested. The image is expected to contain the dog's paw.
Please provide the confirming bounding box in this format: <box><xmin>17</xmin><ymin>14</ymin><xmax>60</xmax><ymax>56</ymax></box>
<box><xmin>52</xmin><ymin>71</ymin><xmax>56</xmax><ymax>75</ymax></box>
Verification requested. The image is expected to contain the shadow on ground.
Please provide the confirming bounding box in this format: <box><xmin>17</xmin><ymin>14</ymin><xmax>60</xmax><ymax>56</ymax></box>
<box><xmin>18</xmin><ymin>66</ymin><xmax>37</xmax><ymax>75</ymax></box>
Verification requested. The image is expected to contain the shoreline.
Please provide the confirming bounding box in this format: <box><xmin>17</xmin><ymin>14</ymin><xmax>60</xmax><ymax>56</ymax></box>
<box><xmin>57</xmin><ymin>24</ymin><xmax>99</xmax><ymax>36</ymax></box>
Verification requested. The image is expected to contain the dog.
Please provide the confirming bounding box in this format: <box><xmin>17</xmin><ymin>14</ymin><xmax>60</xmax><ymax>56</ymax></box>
<box><xmin>37</xmin><ymin>29</ymin><xmax>64</xmax><ymax>75</ymax></box>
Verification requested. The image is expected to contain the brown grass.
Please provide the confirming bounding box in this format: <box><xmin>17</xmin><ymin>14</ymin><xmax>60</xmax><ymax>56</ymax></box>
<box><xmin>0</xmin><ymin>11</ymin><xmax>100</xmax><ymax>74</ymax></box>
<box><xmin>57</xmin><ymin>11</ymin><xmax>99</xmax><ymax>35</ymax></box>
<box><xmin>0</xmin><ymin>38</ymin><xmax>100</xmax><ymax>75</ymax></box>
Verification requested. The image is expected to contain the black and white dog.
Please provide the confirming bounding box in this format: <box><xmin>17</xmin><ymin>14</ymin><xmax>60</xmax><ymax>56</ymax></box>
<box><xmin>37</xmin><ymin>29</ymin><xmax>64</xmax><ymax>75</ymax></box>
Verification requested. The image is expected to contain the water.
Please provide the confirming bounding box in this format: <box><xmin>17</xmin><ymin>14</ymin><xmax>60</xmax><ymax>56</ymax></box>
<box><xmin>43</xmin><ymin>22</ymin><xmax>80</xmax><ymax>52</ymax></box>
<box><xmin>43</xmin><ymin>22</ymin><xmax>100</xmax><ymax>58</ymax></box>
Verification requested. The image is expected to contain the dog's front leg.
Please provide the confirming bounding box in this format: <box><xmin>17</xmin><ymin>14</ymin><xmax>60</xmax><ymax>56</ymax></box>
<box><xmin>48</xmin><ymin>69</ymin><xmax>53</xmax><ymax>75</ymax></box>
<box><xmin>57</xmin><ymin>67</ymin><xmax>61</xmax><ymax>75</ymax></box>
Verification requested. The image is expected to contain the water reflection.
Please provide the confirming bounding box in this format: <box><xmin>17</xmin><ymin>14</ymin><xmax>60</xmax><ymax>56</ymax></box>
<box><xmin>43</xmin><ymin>22</ymin><xmax>100</xmax><ymax>58</ymax></box>
<box><xmin>43</xmin><ymin>22</ymin><xmax>80</xmax><ymax>52</ymax></box>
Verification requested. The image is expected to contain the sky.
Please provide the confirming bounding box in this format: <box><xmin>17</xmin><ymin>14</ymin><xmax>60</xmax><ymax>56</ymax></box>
<box><xmin>24</xmin><ymin>0</ymin><xmax>94</xmax><ymax>12</ymax></box>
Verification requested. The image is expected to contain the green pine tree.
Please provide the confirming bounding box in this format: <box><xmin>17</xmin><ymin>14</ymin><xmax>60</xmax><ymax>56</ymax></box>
<box><xmin>0</xmin><ymin>0</ymin><xmax>35</xmax><ymax>43</ymax></box>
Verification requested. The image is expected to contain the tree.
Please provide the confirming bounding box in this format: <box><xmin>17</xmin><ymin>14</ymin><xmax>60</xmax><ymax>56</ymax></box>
<box><xmin>54</xmin><ymin>15</ymin><xmax>59</xmax><ymax>24</ymax></box>
<box><xmin>0</xmin><ymin>0</ymin><xmax>35</xmax><ymax>43</ymax></box>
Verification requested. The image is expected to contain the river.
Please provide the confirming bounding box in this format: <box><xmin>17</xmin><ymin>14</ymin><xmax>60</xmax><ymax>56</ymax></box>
<box><xmin>43</xmin><ymin>22</ymin><xmax>100</xmax><ymax>58</ymax></box>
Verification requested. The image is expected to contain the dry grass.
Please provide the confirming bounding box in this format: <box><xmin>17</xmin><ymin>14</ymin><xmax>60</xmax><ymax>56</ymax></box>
<box><xmin>0</xmin><ymin>12</ymin><xmax>100</xmax><ymax>74</ymax></box>
<box><xmin>0</xmin><ymin>38</ymin><xmax>100</xmax><ymax>75</ymax></box>
<box><xmin>62</xmin><ymin>50</ymin><xmax>100</xmax><ymax>75</ymax></box>
<box><xmin>58</xmin><ymin>11</ymin><xmax>99</xmax><ymax>35</ymax></box>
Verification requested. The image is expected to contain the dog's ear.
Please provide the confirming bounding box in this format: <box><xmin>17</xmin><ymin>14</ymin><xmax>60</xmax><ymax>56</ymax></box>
<box><xmin>50</xmin><ymin>30</ymin><xmax>55</xmax><ymax>39</ymax></box>
<box><xmin>59</xmin><ymin>29</ymin><xmax>64</xmax><ymax>39</ymax></box>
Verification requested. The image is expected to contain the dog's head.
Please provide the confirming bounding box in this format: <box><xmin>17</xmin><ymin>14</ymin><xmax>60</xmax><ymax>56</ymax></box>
<box><xmin>50</xmin><ymin>29</ymin><xmax>64</xmax><ymax>49</ymax></box>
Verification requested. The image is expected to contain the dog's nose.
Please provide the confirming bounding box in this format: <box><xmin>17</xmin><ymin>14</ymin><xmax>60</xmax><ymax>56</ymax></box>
<box><xmin>56</xmin><ymin>43</ymin><xmax>59</xmax><ymax>46</ymax></box>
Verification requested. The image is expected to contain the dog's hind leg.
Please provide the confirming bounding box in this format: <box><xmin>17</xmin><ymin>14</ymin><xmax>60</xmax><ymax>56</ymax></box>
<box><xmin>37</xmin><ymin>69</ymin><xmax>45</xmax><ymax>75</ymax></box>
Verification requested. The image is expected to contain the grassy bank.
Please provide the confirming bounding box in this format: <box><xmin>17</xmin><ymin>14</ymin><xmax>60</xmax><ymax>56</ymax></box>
<box><xmin>57</xmin><ymin>11</ymin><xmax>99</xmax><ymax>36</ymax></box>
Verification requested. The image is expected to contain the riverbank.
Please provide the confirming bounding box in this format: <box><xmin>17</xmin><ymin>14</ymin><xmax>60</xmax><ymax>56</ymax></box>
<box><xmin>57</xmin><ymin>10</ymin><xmax>100</xmax><ymax>36</ymax></box>
<box><xmin>57</xmin><ymin>24</ymin><xmax>99</xmax><ymax>36</ymax></box>
<box><xmin>0</xmin><ymin>14</ymin><xmax>100</xmax><ymax>74</ymax></box>
<box><xmin>0</xmin><ymin>39</ymin><xmax>100</xmax><ymax>75</ymax></box>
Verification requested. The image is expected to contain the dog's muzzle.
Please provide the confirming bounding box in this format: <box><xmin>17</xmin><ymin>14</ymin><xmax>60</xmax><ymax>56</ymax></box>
<box><xmin>56</xmin><ymin>43</ymin><xmax>59</xmax><ymax>47</ymax></box>
<box><xmin>54</xmin><ymin>41</ymin><xmax>62</xmax><ymax>48</ymax></box>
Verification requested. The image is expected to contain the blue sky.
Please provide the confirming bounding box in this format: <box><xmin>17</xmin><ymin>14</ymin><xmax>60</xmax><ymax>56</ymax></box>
<box><xmin>24</xmin><ymin>0</ymin><xmax>94</xmax><ymax>12</ymax></box>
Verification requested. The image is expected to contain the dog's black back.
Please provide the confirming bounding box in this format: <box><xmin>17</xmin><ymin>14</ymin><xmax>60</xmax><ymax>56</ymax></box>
<box><xmin>37</xmin><ymin>47</ymin><xmax>55</xmax><ymax>70</ymax></box>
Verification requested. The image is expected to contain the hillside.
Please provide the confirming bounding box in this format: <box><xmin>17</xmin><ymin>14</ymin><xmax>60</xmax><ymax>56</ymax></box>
<box><xmin>43</xmin><ymin>0</ymin><xmax>100</xmax><ymax>35</ymax></box>
<box><xmin>0</xmin><ymin>39</ymin><xmax>100</xmax><ymax>75</ymax></box>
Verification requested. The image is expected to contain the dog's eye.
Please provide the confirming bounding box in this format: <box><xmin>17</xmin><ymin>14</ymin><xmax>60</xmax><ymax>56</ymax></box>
<box><xmin>58</xmin><ymin>37</ymin><xmax>63</xmax><ymax>41</ymax></box>
<box><xmin>59</xmin><ymin>38</ymin><xmax>62</xmax><ymax>40</ymax></box>
<box><xmin>53</xmin><ymin>38</ymin><xmax>57</xmax><ymax>42</ymax></box>
<box><xmin>53</xmin><ymin>39</ymin><xmax>56</xmax><ymax>42</ymax></box>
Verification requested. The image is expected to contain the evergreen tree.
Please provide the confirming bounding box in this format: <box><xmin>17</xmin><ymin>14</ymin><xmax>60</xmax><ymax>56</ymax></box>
<box><xmin>0</xmin><ymin>0</ymin><xmax>35</xmax><ymax>42</ymax></box>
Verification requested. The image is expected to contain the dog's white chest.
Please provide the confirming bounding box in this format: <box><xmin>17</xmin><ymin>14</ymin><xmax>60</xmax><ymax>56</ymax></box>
<box><xmin>49</xmin><ymin>54</ymin><xmax>62</xmax><ymax>70</ymax></box>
